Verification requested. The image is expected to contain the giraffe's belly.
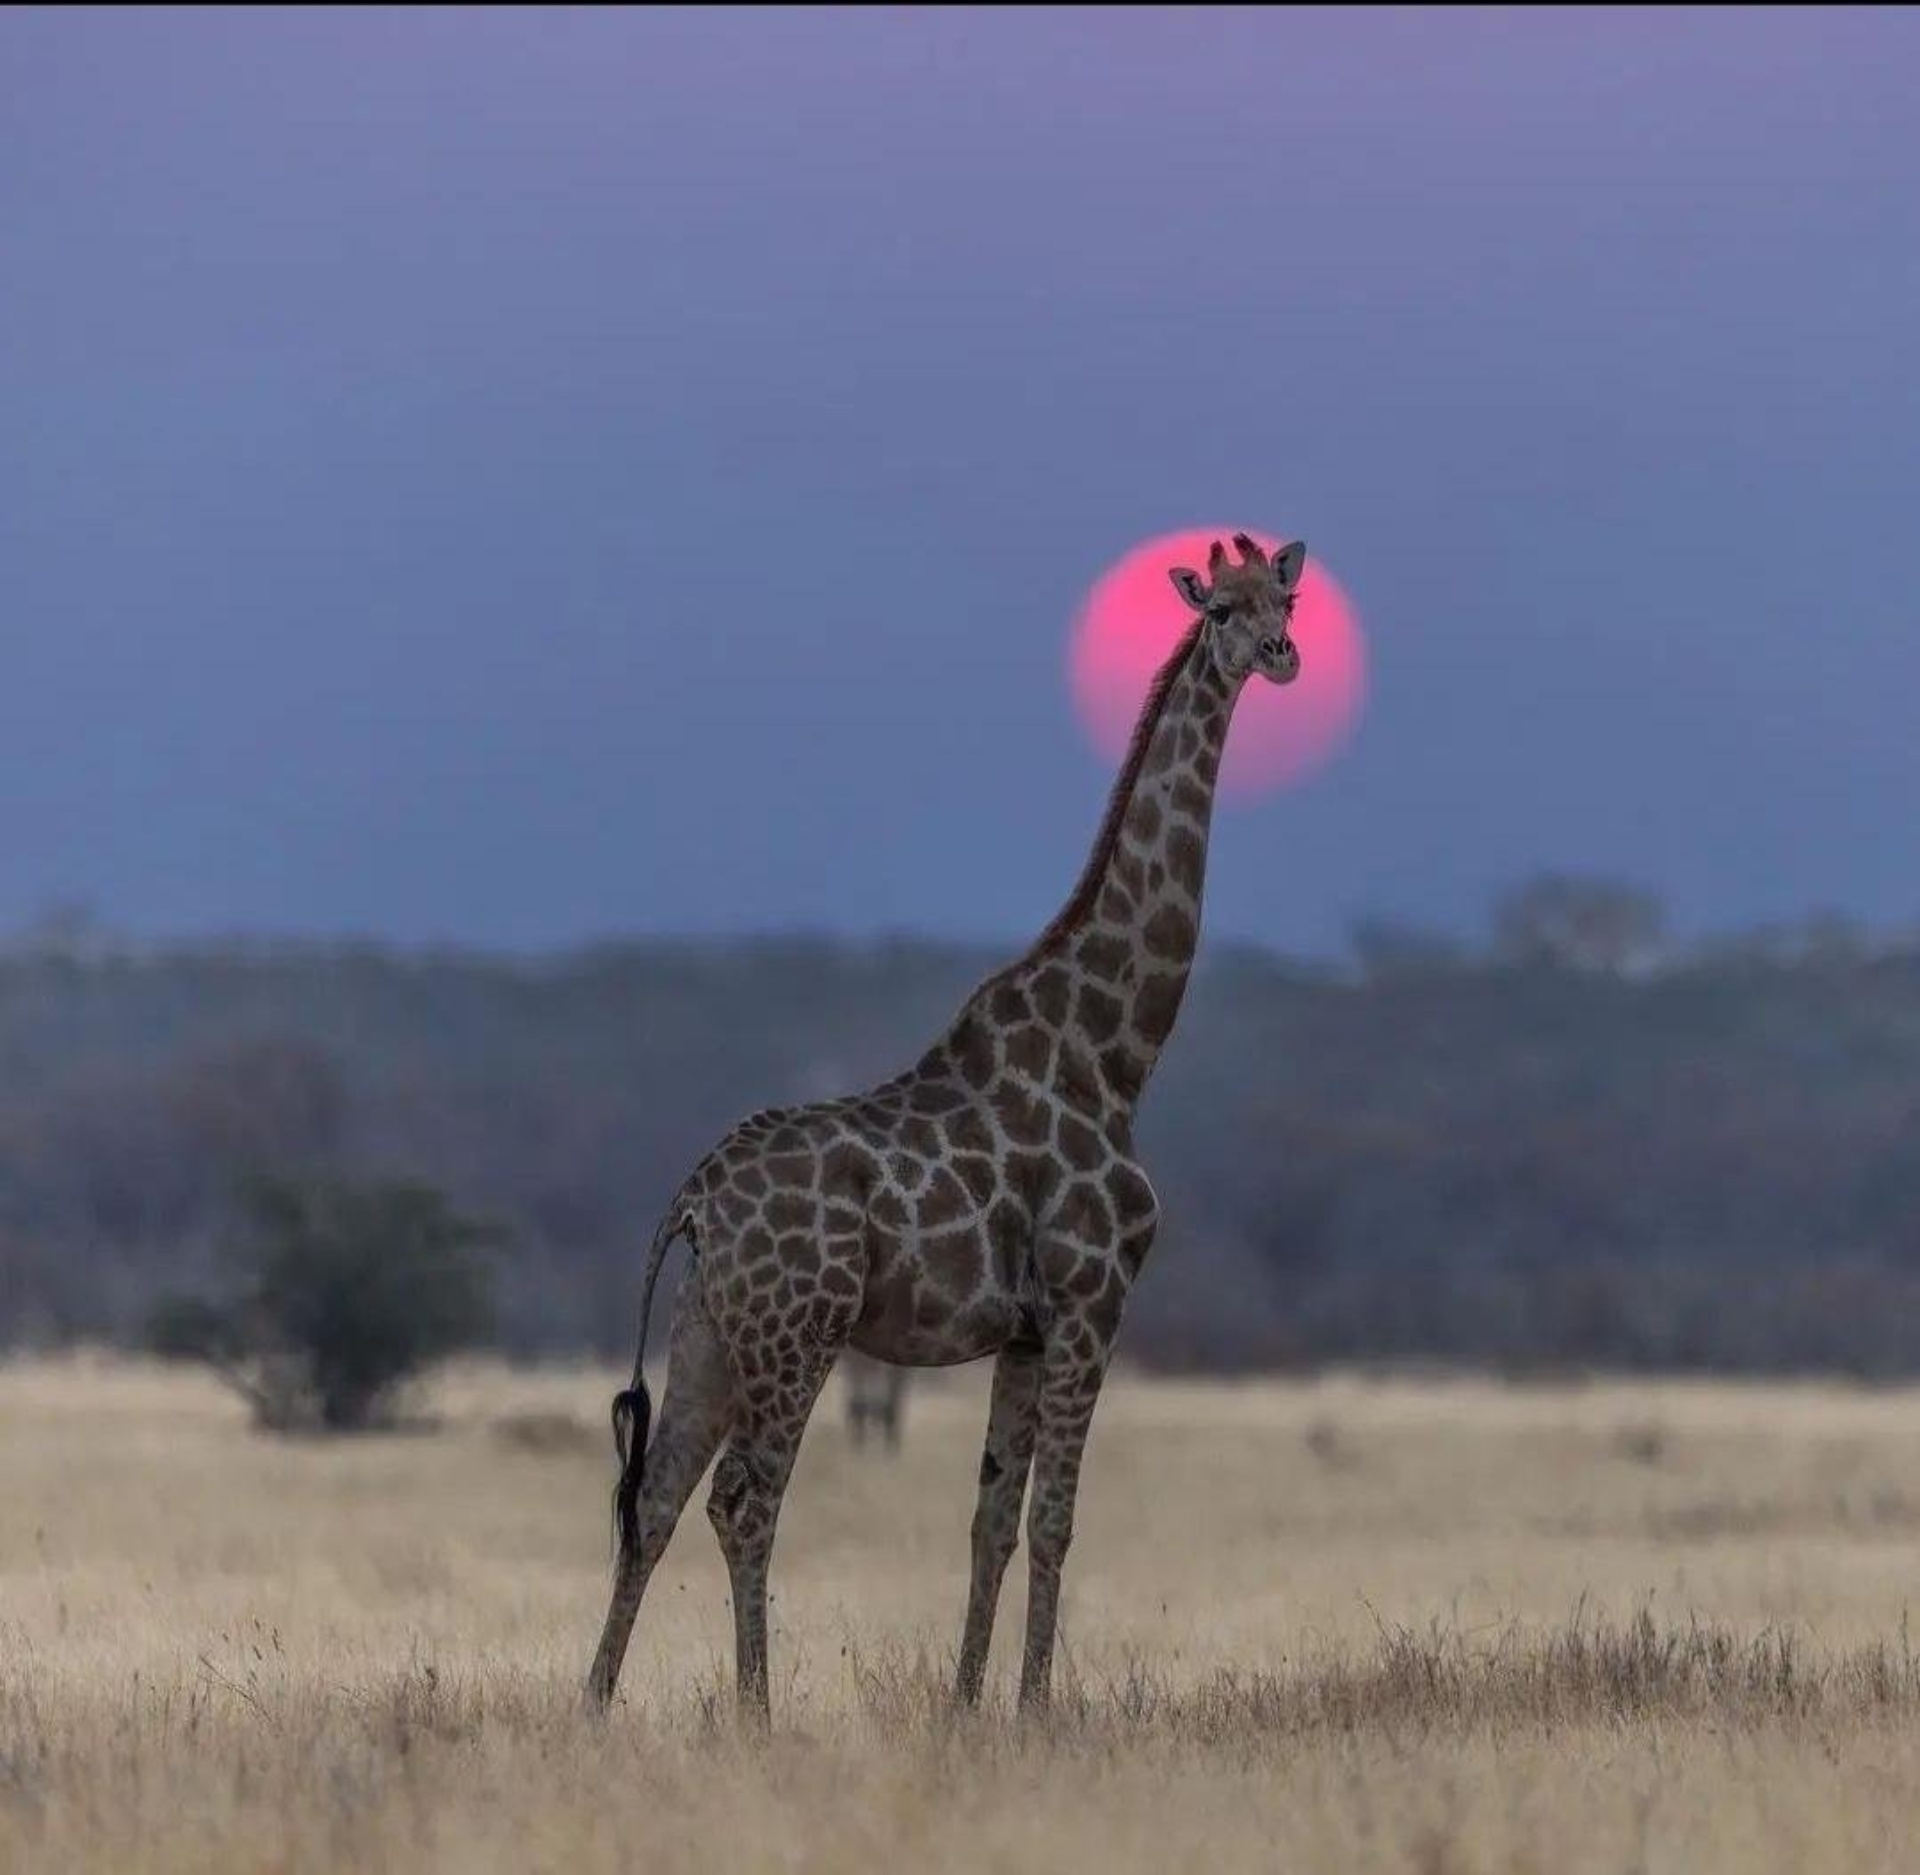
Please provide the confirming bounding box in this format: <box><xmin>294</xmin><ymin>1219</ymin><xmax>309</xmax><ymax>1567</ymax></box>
<box><xmin>848</xmin><ymin>1223</ymin><xmax>1029</xmax><ymax>1367</ymax></box>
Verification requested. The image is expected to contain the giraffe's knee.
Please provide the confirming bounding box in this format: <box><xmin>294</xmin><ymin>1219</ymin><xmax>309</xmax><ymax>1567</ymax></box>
<box><xmin>706</xmin><ymin>1449</ymin><xmax>770</xmax><ymax>1559</ymax></box>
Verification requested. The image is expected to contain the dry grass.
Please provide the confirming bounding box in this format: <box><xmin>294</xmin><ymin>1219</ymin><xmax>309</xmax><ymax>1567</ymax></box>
<box><xmin>7</xmin><ymin>1355</ymin><xmax>1920</xmax><ymax>1871</ymax></box>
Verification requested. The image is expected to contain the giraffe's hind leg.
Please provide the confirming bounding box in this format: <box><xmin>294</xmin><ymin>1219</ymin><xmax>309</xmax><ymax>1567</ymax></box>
<box><xmin>585</xmin><ymin>1283</ymin><xmax>734</xmax><ymax>1710</ymax></box>
<box><xmin>953</xmin><ymin>1337</ymin><xmax>1043</xmax><ymax>1705</ymax></box>
<box><xmin>704</xmin><ymin>1320</ymin><xmax>850</xmax><ymax>1722</ymax></box>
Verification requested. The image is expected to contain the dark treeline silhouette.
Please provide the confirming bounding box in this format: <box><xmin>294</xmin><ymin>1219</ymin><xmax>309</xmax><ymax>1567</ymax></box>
<box><xmin>4</xmin><ymin>883</ymin><xmax>1919</xmax><ymax>1376</ymax></box>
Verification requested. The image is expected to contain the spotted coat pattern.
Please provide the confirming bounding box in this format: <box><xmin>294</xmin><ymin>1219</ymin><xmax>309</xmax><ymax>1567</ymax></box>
<box><xmin>587</xmin><ymin>534</ymin><xmax>1307</xmax><ymax>1717</ymax></box>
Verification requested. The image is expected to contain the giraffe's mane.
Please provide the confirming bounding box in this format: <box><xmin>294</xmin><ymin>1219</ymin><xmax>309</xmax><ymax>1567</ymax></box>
<box><xmin>1025</xmin><ymin>616</ymin><xmax>1207</xmax><ymax>960</ymax></box>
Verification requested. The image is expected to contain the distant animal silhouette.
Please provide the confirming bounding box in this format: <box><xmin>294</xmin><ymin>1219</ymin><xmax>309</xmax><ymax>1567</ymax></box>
<box><xmin>587</xmin><ymin>535</ymin><xmax>1308</xmax><ymax>1719</ymax></box>
<box><xmin>842</xmin><ymin>1350</ymin><xmax>909</xmax><ymax>1452</ymax></box>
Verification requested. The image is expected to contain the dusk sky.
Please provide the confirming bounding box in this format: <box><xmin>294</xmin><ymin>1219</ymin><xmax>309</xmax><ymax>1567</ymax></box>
<box><xmin>5</xmin><ymin>8</ymin><xmax>1918</xmax><ymax>957</ymax></box>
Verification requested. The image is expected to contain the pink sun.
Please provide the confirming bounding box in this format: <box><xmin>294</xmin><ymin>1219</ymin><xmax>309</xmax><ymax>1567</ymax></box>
<box><xmin>1068</xmin><ymin>528</ymin><xmax>1367</xmax><ymax>800</ymax></box>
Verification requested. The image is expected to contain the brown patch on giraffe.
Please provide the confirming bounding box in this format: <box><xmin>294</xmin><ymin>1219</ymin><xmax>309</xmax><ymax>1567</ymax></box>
<box><xmin>715</xmin><ymin>1189</ymin><xmax>755</xmax><ymax>1230</ymax></box>
<box><xmin>1171</xmin><ymin>774</ymin><xmax>1210</xmax><ymax>819</ymax></box>
<box><xmin>1098</xmin><ymin>883</ymin><xmax>1133</xmax><ymax>924</ymax></box>
<box><xmin>998</xmin><ymin>1079</ymin><xmax>1051</xmax><ymax>1147</ymax></box>
<box><xmin>1058</xmin><ymin>1112</ymin><xmax>1104</xmax><ymax>1172</ymax></box>
<box><xmin>989</xmin><ymin>980</ymin><xmax>1033</xmax><ymax>1027</ymax></box>
<box><xmin>820</xmin><ymin>1140</ymin><xmax>875</xmax><ymax>1202</ymax></box>
<box><xmin>986</xmin><ymin>1198</ymin><xmax>1028</xmax><ymax>1284</ymax></box>
<box><xmin>1007</xmin><ymin>1153</ymin><xmax>1056</xmax><ymax>1220</ymax></box>
<box><xmin>1177</xmin><ymin>721</ymin><xmax>1201</xmax><ymax>761</ymax></box>
<box><xmin>1135</xmin><ymin>971</ymin><xmax>1186</xmax><ymax>1047</ymax></box>
<box><xmin>946</xmin><ymin>1106</ymin><xmax>994</xmax><ymax>1156</ymax></box>
<box><xmin>1076</xmin><ymin>983</ymin><xmax>1124</xmax><ymax>1046</ymax></box>
<box><xmin>924</xmin><ymin>1227</ymin><xmax>984</xmax><ymax>1298</ymax></box>
<box><xmin>1030</xmin><ymin>965</ymin><xmax>1072</xmax><ymax>1027</ymax></box>
<box><xmin>820</xmin><ymin>1262</ymin><xmax>862</xmax><ymax>1301</ymax></box>
<box><xmin>955</xmin><ymin>1296</ymin><xmax>1020</xmax><ymax>1348</ymax></box>
<box><xmin>1004</xmin><ymin>1023</ymin><xmax>1052</xmax><ymax>1081</ymax></box>
<box><xmin>1113</xmin><ymin>847</ymin><xmax>1146</xmax><ymax>900</ymax></box>
<box><xmin>954</xmin><ymin>1151</ymin><xmax>999</xmax><ymax>1205</ymax></box>
<box><xmin>902</xmin><ymin>1116</ymin><xmax>941</xmax><ymax>1157</ymax></box>
<box><xmin>870</xmin><ymin>1186</ymin><xmax>908</xmax><ymax>1231</ymax></box>
<box><xmin>765</xmin><ymin>1191</ymin><xmax>814</xmax><ymax>1234</ymax></box>
<box><xmin>1058</xmin><ymin>1042</ymin><xmax>1106</xmax><ymax>1114</ymax></box>
<box><xmin>910</xmin><ymin>1079</ymin><xmax>966</xmax><ymax>1115</ymax></box>
<box><xmin>765</xmin><ymin>1123</ymin><xmax>807</xmax><ymax>1154</ymax></box>
<box><xmin>1087</xmin><ymin>1269</ymin><xmax>1128</xmax><ymax>1340</ymax></box>
<box><xmin>1126</xmin><ymin>793</ymin><xmax>1162</xmax><ymax>843</ymax></box>
<box><xmin>1035</xmin><ymin>1235</ymin><xmax>1080</xmax><ymax>1290</ymax></box>
<box><xmin>767</xmin><ymin>1152</ymin><xmax>813</xmax><ymax>1186</ymax></box>
<box><xmin>734</xmin><ymin>1162</ymin><xmax>770</xmax><ymax>1199</ymax></box>
<box><xmin>1194</xmin><ymin>740</ymin><xmax>1220</xmax><ymax>786</ymax></box>
<box><xmin>953</xmin><ymin>1016</ymin><xmax>997</xmax><ymax>1089</ymax></box>
<box><xmin>1143</xmin><ymin>903</ymin><xmax>1196</xmax><ymax>961</ymax></box>
<box><xmin>1064</xmin><ymin>1253</ymin><xmax>1106</xmax><ymax>1299</ymax></box>
<box><xmin>1100</xmin><ymin>1043</ymin><xmax>1144</xmax><ymax>1102</ymax></box>
<box><xmin>1077</xmin><ymin>930</ymin><xmax>1128</xmax><ymax>978</ymax></box>
<box><xmin>1111</xmin><ymin>1161</ymin><xmax>1157</xmax><ymax>1228</ymax></box>
<box><xmin>1056</xmin><ymin>1181</ymin><xmax>1114</xmax><ymax>1247</ymax></box>
<box><xmin>776</xmin><ymin>1233</ymin><xmax>822</xmax><ymax>1277</ymax></box>
<box><xmin>916</xmin><ymin>1165</ymin><xmax>973</xmax><ymax>1231</ymax></box>
<box><xmin>1166</xmin><ymin>826</ymin><xmax>1205</xmax><ymax>897</ymax></box>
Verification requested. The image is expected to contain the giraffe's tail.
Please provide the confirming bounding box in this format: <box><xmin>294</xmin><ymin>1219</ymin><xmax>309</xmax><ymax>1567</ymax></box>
<box><xmin>611</xmin><ymin>1200</ymin><xmax>690</xmax><ymax>1566</ymax></box>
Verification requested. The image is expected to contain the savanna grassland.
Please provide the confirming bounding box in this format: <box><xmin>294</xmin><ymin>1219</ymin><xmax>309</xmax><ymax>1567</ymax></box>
<box><xmin>7</xmin><ymin>1355</ymin><xmax>1920</xmax><ymax>1873</ymax></box>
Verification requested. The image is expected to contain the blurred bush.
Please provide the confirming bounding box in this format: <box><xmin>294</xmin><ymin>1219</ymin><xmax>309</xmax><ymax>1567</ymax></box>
<box><xmin>147</xmin><ymin>1174</ymin><xmax>498</xmax><ymax>1432</ymax></box>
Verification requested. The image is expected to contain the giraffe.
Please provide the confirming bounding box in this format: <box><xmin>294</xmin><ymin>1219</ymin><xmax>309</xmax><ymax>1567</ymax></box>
<box><xmin>585</xmin><ymin>533</ymin><xmax>1308</xmax><ymax>1720</ymax></box>
<box><xmin>843</xmin><ymin>1349</ymin><xmax>910</xmax><ymax>1452</ymax></box>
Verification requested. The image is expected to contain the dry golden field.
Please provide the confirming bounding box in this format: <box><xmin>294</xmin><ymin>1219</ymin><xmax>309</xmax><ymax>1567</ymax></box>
<box><xmin>7</xmin><ymin>1352</ymin><xmax>1920</xmax><ymax>1872</ymax></box>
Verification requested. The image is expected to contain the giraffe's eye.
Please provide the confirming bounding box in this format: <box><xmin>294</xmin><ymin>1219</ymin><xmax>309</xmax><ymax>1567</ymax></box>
<box><xmin>1206</xmin><ymin>601</ymin><xmax>1232</xmax><ymax>625</ymax></box>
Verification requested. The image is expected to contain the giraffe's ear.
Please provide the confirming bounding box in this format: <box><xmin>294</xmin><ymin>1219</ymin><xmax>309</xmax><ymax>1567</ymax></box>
<box><xmin>1169</xmin><ymin>567</ymin><xmax>1211</xmax><ymax>610</ymax></box>
<box><xmin>1271</xmin><ymin>540</ymin><xmax>1307</xmax><ymax>590</ymax></box>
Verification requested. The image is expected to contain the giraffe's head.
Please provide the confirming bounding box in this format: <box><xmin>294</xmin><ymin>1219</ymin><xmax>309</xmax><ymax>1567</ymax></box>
<box><xmin>1167</xmin><ymin>534</ymin><xmax>1306</xmax><ymax>686</ymax></box>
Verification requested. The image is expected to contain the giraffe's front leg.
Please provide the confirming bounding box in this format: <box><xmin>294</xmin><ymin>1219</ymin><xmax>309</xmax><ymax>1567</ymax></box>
<box><xmin>952</xmin><ymin>1337</ymin><xmax>1043</xmax><ymax>1706</ymax></box>
<box><xmin>1018</xmin><ymin>1317</ymin><xmax>1117</xmax><ymax>1712</ymax></box>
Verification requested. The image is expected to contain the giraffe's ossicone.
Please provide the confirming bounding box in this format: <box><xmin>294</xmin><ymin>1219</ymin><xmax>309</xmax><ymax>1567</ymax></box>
<box><xmin>585</xmin><ymin>534</ymin><xmax>1309</xmax><ymax>1719</ymax></box>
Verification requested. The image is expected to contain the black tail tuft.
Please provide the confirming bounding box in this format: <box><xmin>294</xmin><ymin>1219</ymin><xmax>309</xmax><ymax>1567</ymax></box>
<box><xmin>611</xmin><ymin>1383</ymin><xmax>652</xmax><ymax>1564</ymax></box>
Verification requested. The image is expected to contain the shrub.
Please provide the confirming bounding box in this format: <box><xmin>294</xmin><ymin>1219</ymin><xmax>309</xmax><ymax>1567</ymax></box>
<box><xmin>148</xmin><ymin>1174</ymin><xmax>499</xmax><ymax>1432</ymax></box>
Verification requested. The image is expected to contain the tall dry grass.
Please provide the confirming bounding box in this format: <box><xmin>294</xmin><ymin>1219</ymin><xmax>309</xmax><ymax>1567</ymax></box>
<box><xmin>6</xmin><ymin>1353</ymin><xmax>1920</xmax><ymax>1871</ymax></box>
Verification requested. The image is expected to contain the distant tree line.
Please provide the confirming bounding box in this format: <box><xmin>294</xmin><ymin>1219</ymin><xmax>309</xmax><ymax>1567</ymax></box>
<box><xmin>4</xmin><ymin>877</ymin><xmax>1920</xmax><ymax>1377</ymax></box>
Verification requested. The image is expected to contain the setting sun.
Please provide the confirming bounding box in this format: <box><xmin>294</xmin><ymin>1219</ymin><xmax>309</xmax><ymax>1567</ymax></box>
<box><xmin>1068</xmin><ymin>528</ymin><xmax>1367</xmax><ymax>800</ymax></box>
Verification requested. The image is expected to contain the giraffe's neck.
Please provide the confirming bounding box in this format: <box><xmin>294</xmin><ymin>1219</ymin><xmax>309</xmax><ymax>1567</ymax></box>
<box><xmin>1024</xmin><ymin>622</ymin><xmax>1242</xmax><ymax>1109</ymax></box>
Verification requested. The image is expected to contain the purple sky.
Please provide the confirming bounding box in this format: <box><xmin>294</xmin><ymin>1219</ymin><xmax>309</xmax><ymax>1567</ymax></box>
<box><xmin>4</xmin><ymin>9</ymin><xmax>1918</xmax><ymax>955</ymax></box>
